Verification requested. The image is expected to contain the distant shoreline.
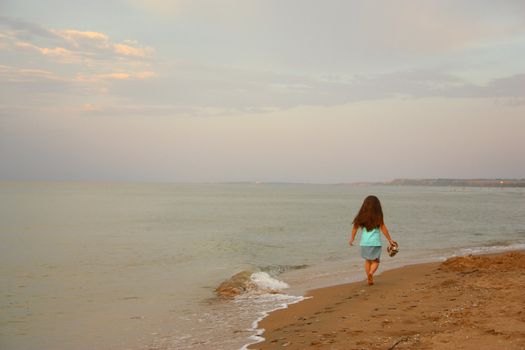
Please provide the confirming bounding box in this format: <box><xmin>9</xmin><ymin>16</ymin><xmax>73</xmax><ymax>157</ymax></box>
<box><xmin>213</xmin><ymin>178</ymin><xmax>525</xmax><ymax>187</ymax></box>
<box><xmin>343</xmin><ymin>178</ymin><xmax>525</xmax><ymax>188</ymax></box>
<box><xmin>1</xmin><ymin>178</ymin><xmax>524</xmax><ymax>187</ymax></box>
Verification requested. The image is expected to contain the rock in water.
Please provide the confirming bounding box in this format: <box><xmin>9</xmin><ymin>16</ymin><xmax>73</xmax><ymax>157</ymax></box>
<box><xmin>215</xmin><ymin>270</ymin><xmax>256</xmax><ymax>298</ymax></box>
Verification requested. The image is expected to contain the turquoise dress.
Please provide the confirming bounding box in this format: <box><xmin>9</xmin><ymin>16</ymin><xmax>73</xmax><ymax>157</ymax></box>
<box><xmin>359</xmin><ymin>226</ymin><xmax>382</xmax><ymax>260</ymax></box>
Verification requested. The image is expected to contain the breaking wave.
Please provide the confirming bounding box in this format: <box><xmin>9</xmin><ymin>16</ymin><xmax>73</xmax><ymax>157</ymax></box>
<box><xmin>453</xmin><ymin>242</ymin><xmax>525</xmax><ymax>257</ymax></box>
<box><xmin>215</xmin><ymin>270</ymin><xmax>290</xmax><ymax>298</ymax></box>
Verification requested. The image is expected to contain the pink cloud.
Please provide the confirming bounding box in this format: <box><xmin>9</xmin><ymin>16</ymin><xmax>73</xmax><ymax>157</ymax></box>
<box><xmin>15</xmin><ymin>41</ymin><xmax>82</xmax><ymax>64</ymax></box>
<box><xmin>0</xmin><ymin>64</ymin><xmax>64</xmax><ymax>82</ymax></box>
<box><xmin>57</xmin><ymin>29</ymin><xmax>109</xmax><ymax>41</ymax></box>
<box><xmin>53</xmin><ymin>29</ymin><xmax>110</xmax><ymax>49</ymax></box>
<box><xmin>1</xmin><ymin>18</ymin><xmax>157</xmax><ymax>90</ymax></box>
<box><xmin>75</xmin><ymin>71</ymin><xmax>156</xmax><ymax>82</ymax></box>
<box><xmin>114</xmin><ymin>42</ymin><xmax>154</xmax><ymax>58</ymax></box>
<box><xmin>3</xmin><ymin>18</ymin><xmax>155</xmax><ymax>65</ymax></box>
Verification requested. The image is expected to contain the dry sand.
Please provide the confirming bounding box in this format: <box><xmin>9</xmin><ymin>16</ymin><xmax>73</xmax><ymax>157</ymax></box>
<box><xmin>248</xmin><ymin>251</ymin><xmax>525</xmax><ymax>350</ymax></box>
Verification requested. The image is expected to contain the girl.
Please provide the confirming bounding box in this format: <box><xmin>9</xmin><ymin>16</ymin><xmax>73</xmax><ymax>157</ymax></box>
<box><xmin>349</xmin><ymin>195</ymin><xmax>394</xmax><ymax>286</ymax></box>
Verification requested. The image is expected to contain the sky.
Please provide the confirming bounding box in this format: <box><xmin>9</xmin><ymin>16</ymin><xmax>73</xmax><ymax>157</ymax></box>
<box><xmin>1</xmin><ymin>0</ymin><xmax>524</xmax><ymax>183</ymax></box>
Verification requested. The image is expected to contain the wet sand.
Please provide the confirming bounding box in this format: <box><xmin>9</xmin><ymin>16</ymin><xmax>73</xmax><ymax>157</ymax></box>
<box><xmin>248</xmin><ymin>251</ymin><xmax>525</xmax><ymax>349</ymax></box>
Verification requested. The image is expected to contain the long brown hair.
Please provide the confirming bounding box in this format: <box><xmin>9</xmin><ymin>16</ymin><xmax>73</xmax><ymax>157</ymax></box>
<box><xmin>352</xmin><ymin>195</ymin><xmax>384</xmax><ymax>231</ymax></box>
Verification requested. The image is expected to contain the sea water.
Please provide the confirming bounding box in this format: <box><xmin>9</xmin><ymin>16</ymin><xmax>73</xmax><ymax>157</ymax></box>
<box><xmin>1</xmin><ymin>182</ymin><xmax>524</xmax><ymax>349</ymax></box>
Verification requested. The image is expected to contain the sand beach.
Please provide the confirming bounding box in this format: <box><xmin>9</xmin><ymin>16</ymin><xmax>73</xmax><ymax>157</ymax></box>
<box><xmin>248</xmin><ymin>251</ymin><xmax>525</xmax><ymax>350</ymax></box>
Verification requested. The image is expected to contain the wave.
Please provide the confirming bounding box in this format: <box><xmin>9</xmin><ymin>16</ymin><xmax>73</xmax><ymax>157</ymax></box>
<box><xmin>239</xmin><ymin>294</ymin><xmax>307</xmax><ymax>350</ymax></box>
<box><xmin>215</xmin><ymin>270</ymin><xmax>290</xmax><ymax>298</ymax></box>
<box><xmin>259</xmin><ymin>264</ymin><xmax>309</xmax><ymax>275</ymax></box>
<box><xmin>250</xmin><ymin>272</ymin><xmax>289</xmax><ymax>290</ymax></box>
<box><xmin>453</xmin><ymin>242</ymin><xmax>525</xmax><ymax>256</ymax></box>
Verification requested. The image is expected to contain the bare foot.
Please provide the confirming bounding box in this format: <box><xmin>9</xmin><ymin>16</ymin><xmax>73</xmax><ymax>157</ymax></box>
<box><xmin>367</xmin><ymin>274</ymin><xmax>374</xmax><ymax>286</ymax></box>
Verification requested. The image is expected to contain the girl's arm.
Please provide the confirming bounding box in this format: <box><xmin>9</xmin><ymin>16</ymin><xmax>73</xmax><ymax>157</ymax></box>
<box><xmin>380</xmin><ymin>223</ymin><xmax>394</xmax><ymax>244</ymax></box>
<box><xmin>349</xmin><ymin>224</ymin><xmax>358</xmax><ymax>246</ymax></box>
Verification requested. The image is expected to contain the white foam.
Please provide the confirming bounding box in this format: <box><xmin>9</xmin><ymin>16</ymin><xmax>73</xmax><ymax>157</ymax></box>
<box><xmin>238</xmin><ymin>293</ymin><xmax>309</xmax><ymax>350</ymax></box>
<box><xmin>250</xmin><ymin>272</ymin><xmax>289</xmax><ymax>291</ymax></box>
<box><xmin>453</xmin><ymin>242</ymin><xmax>525</xmax><ymax>257</ymax></box>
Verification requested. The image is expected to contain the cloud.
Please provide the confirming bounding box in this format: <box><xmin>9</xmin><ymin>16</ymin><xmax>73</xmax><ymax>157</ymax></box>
<box><xmin>0</xmin><ymin>64</ymin><xmax>63</xmax><ymax>82</ymax></box>
<box><xmin>75</xmin><ymin>71</ymin><xmax>156</xmax><ymax>82</ymax></box>
<box><xmin>57</xmin><ymin>29</ymin><xmax>109</xmax><ymax>42</ymax></box>
<box><xmin>0</xmin><ymin>16</ymin><xmax>157</xmax><ymax>108</ymax></box>
<box><xmin>114</xmin><ymin>41</ymin><xmax>154</xmax><ymax>58</ymax></box>
<box><xmin>0</xmin><ymin>64</ymin><xmax>158</xmax><ymax>112</ymax></box>
<box><xmin>0</xmin><ymin>15</ymin><xmax>58</xmax><ymax>39</ymax></box>
<box><xmin>78</xmin><ymin>103</ymin><xmax>206</xmax><ymax>117</ymax></box>
<box><xmin>14</xmin><ymin>41</ymin><xmax>82</xmax><ymax>64</ymax></box>
<box><xmin>103</xmin><ymin>61</ymin><xmax>525</xmax><ymax>113</ymax></box>
<box><xmin>1</xmin><ymin>10</ymin><xmax>524</xmax><ymax>118</ymax></box>
<box><xmin>0</xmin><ymin>16</ymin><xmax>155</xmax><ymax>64</ymax></box>
<box><xmin>0</xmin><ymin>64</ymin><xmax>77</xmax><ymax>110</ymax></box>
<box><xmin>485</xmin><ymin>74</ymin><xmax>525</xmax><ymax>98</ymax></box>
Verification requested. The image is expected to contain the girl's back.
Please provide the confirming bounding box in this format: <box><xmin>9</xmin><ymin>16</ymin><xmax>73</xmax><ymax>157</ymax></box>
<box><xmin>359</xmin><ymin>227</ymin><xmax>381</xmax><ymax>246</ymax></box>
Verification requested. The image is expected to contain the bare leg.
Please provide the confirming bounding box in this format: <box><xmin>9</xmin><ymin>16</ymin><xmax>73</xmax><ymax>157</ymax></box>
<box><xmin>365</xmin><ymin>260</ymin><xmax>373</xmax><ymax>285</ymax></box>
<box><xmin>370</xmin><ymin>260</ymin><xmax>380</xmax><ymax>276</ymax></box>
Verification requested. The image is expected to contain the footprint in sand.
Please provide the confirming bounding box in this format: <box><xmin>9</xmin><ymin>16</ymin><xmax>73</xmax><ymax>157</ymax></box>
<box><xmin>322</xmin><ymin>333</ymin><xmax>335</xmax><ymax>338</ymax></box>
<box><xmin>271</xmin><ymin>338</ymin><xmax>288</xmax><ymax>343</ymax></box>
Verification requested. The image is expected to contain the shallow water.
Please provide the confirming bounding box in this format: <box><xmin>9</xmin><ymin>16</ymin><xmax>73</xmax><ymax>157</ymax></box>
<box><xmin>1</xmin><ymin>182</ymin><xmax>524</xmax><ymax>349</ymax></box>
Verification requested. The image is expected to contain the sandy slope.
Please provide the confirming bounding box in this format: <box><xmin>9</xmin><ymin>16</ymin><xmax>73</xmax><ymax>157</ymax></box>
<box><xmin>249</xmin><ymin>251</ymin><xmax>525</xmax><ymax>350</ymax></box>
